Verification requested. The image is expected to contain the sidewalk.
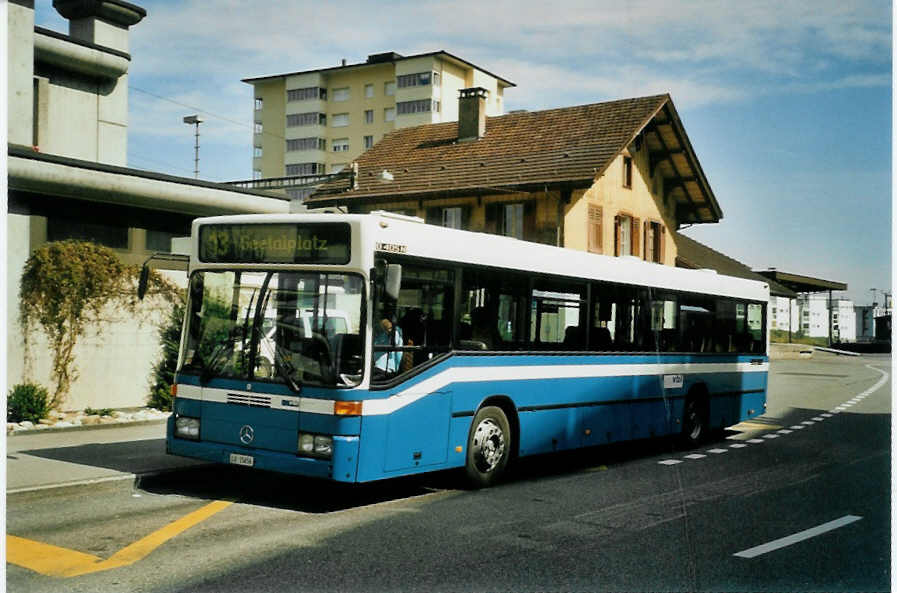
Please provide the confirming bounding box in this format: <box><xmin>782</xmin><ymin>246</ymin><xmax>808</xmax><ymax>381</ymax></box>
<box><xmin>6</xmin><ymin>417</ymin><xmax>206</xmax><ymax>494</ymax></box>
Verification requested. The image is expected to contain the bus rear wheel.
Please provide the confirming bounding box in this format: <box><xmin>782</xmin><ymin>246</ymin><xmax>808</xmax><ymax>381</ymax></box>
<box><xmin>681</xmin><ymin>397</ymin><xmax>708</xmax><ymax>447</ymax></box>
<box><xmin>465</xmin><ymin>406</ymin><xmax>511</xmax><ymax>488</ymax></box>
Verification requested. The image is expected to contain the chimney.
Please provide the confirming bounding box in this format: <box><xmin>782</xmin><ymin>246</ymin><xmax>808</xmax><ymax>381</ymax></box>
<box><xmin>53</xmin><ymin>0</ymin><xmax>146</xmax><ymax>53</ymax></box>
<box><xmin>458</xmin><ymin>87</ymin><xmax>488</xmax><ymax>142</ymax></box>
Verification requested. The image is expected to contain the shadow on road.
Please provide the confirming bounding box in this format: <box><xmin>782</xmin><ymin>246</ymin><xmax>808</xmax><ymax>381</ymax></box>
<box><xmin>136</xmin><ymin>464</ymin><xmax>454</xmax><ymax>513</ymax></box>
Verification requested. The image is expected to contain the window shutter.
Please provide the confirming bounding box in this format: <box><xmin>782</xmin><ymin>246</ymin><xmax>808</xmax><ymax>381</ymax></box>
<box><xmin>643</xmin><ymin>220</ymin><xmax>649</xmax><ymax>261</ymax></box>
<box><xmin>631</xmin><ymin>217</ymin><xmax>641</xmax><ymax>258</ymax></box>
<box><xmin>588</xmin><ymin>205</ymin><xmax>603</xmax><ymax>253</ymax></box>
<box><xmin>523</xmin><ymin>201</ymin><xmax>536</xmax><ymax>241</ymax></box>
<box><xmin>614</xmin><ymin>215</ymin><xmax>621</xmax><ymax>256</ymax></box>
<box><xmin>484</xmin><ymin>202</ymin><xmax>499</xmax><ymax>234</ymax></box>
<box><xmin>659</xmin><ymin>225</ymin><xmax>666</xmax><ymax>264</ymax></box>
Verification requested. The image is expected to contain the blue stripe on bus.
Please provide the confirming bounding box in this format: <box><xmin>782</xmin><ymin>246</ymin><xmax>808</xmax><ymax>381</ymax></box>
<box><xmin>171</xmin><ymin>352</ymin><xmax>767</xmax><ymax>483</ymax></box>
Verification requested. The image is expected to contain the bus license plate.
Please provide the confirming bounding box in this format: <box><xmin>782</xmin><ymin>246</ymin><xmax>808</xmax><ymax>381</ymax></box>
<box><xmin>229</xmin><ymin>453</ymin><xmax>254</xmax><ymax>467</ymax></box>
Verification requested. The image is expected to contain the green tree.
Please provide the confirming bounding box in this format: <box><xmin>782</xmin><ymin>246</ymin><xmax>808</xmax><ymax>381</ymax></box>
<box><xmin>148</xmin><ymin>302</ymin><xmax>184</xmax><ymax>411</ymax></box>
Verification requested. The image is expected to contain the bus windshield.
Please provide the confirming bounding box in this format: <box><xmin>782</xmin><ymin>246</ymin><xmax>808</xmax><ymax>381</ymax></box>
<box><xmin>179</xmin><ymin>270</ymin><xmax>364</xmax><ymax>388</ymax></box>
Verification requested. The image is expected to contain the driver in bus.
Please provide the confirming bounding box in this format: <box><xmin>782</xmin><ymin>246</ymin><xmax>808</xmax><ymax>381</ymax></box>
<box><xmin>374</xmin><ymin>317</ymin><xmax>403</xmax><ymax>376</ymax></box>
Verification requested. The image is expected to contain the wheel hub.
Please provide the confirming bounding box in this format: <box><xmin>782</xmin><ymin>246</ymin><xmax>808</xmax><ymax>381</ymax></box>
<box><xmin>472</xmin><ymin>418</ymin><xmax>505</xmax><ymax>473</ymax></box>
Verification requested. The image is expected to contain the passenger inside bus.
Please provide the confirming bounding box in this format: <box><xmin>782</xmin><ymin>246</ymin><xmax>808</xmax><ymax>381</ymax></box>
<box><xmin>373</xmin><ymin>318</ymin><xmax>403</xmax><ymax>376</ymax></box>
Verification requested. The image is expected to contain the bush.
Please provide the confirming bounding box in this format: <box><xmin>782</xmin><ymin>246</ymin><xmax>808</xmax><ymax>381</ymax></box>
<box><xmin>148</xmin><ymin>302</ymin><xmax>184</xmax><ymax>411</ymax></box>
<box><xmin>84</xmin><ymin>407</ymin><xmax>113</xmax><ymax>417</ymax></box>
<box><xmin>8</xmin><ymin>383</ymin><xmax>51</xmax><ymax>423</ymax></box>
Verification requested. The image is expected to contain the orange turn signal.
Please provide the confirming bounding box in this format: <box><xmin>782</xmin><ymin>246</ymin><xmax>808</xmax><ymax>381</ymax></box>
<box><xmin>333</xmin><ymin>401</ymin><xmax>363</xmax><ymax>416</ymax></box>
<box><xmin>170</xmin><ymin>384</ymin><xmax>178</xmax><ymax>397</ymax></box>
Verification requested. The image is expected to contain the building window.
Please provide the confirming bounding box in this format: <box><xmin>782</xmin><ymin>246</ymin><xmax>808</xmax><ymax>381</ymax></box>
<box><xmin>397</xmin><ymin>99</ymin><xmax>439</xmax><ymax>115</ymax></box>
<box><xmin>384</xmin><ymin>81</ymin><xmax>395</xmax><ymax>96</ymax></box>
<box><xmin>254</xmin><ymin>97</ymin><xmax>263</xmax><ymax>110</ymax></box>
<box><xmin>363</xmin><ymin>135</ymin><xmax>374</xmax><ymax>149</ymax></box>
<box><xmin>384</xmin><ymin>107</ymin><xmax>395</xmax><ymax>122</ymax></box>
<box><xmin>253</xmin><ymin>169</ymin><xmax>262</xmax><ymax>179</ymax></box>
<box><xmin>365</xmin><ymin>83</ymin><xmax>374</xmax><ymax>98</ymax></box>
<box><xmin>254</xmin><ymin>122</ymin><xmax>263</xmax><ymax>134</ymax></box>
<box><xmin>623</xmin><ymin>156</ymin><xmax>633</xmax><ymax>188</ymax></box>
<box><xmin>587</xmin><ymin>204</ymin><xmax>603</xmax><ymax>254</ymax></box>
<box><xmin>146</xmin><ymin>229</ymin><xmax>176</xmax><ymax>253</ymax></box>
<box><xmin>364</xmin><ymin>109</ymin><xmax>374</xmax><ymax>124</ymax></box>
<box><xmin>253</xmin><ymin>146</ymin><xmax>263</xmax><ymax>157</ymax></box>
<box><xmin>286</xmin><ymin>187</ymin><xmax>314</xmax><ymax>202</ymax></box>
<box><xmin>286</xmin><ymin>137</ymin><xmax>326</xmax><ymax>151</ymax></box>
<box><xmin>644</xmin><ymin>220</ymin><xmax>665</xmax><ymax>263</ymax></box>
<box><xmin>613</xmin><ymin>214</ymin><xmax>641</xmax><ymax>257</ymax></box>
<box><xmin>442</xmin><ymin>207</ymin><xmax>463</xmax><ymax>229</ymax></box>
<box><xmin>332</xmin><ymin>87</ymin><xmax>350</xmax><ymax>102</ymax></box>
<box><xmin>331</xmin><ymin>113</ymin><xmax>349</xmax><ymax>127</ymax></box>
<box><xmin>285</xmin><ymin>163</ymin><xmax>324</xmax><ymax>176</ymax></box>
<box><xmin>47</xmin><ymin>218</ymin><xmax>128</xmax><ymax>249</ymax></box>
<box><xmin>287</xmin><ymin>87</ymin><xmax>326</xmax><ymax>101</ymax></box>
<box><xmin>397</xmin><ymin>71</ymin><xmax>435</xmax><ymax>88</ymax></box>
<box><xmin>286</xmin><ymin>112</ymin><xmax>325</xmax><ymax>127</ymax></box>
<box><xmin>332</xmin><ymin>138</ymin><xmax>349</xmax><ymax>152</ymax></box>
<box><xmin>501</xmin><ymin>203</ymin><xmax>524</xmax><ymax>239</ymax></box>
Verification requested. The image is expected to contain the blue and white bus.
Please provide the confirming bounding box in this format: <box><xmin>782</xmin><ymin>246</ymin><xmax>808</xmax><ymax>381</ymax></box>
<box><xmin>167</xmin><ymin>211</ymin><xmax>769</xmax><ymax>487</ymax></box>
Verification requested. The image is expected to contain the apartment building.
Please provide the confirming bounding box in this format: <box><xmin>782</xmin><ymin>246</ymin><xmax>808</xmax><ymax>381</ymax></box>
<box><xmin>242</xmin><ymin>51</ymin><xmax>514</xmax><ymax>196</ymax></box>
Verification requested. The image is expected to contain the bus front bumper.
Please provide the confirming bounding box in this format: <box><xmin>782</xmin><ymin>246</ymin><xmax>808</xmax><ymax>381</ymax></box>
<box><xmin>167</xmin><ymin>432</ymin><xmax>360</xmax><ymax>483</ymax></box>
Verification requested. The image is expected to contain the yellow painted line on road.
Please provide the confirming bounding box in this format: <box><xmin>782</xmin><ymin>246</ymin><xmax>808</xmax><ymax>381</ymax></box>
<box><xmin>733</xmin><ymin>421</ymin><xmax>783</xmax><ymax>431</ymax></box>
<box><xmin>7</xmin><ymin>500</ymin><xmax>233</xmax><ymax>578</ymax></box>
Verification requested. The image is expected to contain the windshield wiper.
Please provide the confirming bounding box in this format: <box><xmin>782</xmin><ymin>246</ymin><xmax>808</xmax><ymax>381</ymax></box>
<box><xmin>270</xmin><ymin>341</ymin><xmax>303</xmax><ymax>393</ymax></box>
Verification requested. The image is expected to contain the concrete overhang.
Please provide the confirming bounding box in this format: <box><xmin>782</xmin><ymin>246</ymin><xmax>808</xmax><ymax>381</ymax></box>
<box><xmin>34</xmin><ymin>27</ymin><xmax>130</xmax><ymax>80</ymax></box>
<box><xmin>8</xmin><ymin>145</ymin><xmax>290</xmax><ymax>217</ymax></box>
<box><xmin>754</xmin><ymin>269</ymin><xmax>847</xmax><ymax>293</ymax></box>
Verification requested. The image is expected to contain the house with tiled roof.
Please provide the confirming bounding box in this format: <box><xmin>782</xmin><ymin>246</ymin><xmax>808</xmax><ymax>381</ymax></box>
<box><xmin>309</xmin><ymin>89</ymin><xmax>722</xmax><ymax>266</ymax></box>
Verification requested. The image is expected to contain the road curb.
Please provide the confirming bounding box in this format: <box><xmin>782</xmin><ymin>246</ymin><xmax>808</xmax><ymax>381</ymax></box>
<box><xmin>8</xmin><ymin>417</ymin><xmax>169</xmax><ymax>437</ymax></box>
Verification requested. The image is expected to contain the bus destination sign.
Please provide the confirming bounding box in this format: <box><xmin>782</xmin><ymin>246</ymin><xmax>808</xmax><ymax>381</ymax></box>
<box><xmin>199</xmin><ymin>223</ymin><xmax>350</xmax><ymax>264</ymax></box>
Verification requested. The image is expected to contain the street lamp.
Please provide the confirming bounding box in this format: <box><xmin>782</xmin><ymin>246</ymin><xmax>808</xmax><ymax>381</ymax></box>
<box><xmin>183</xmin><ymin>115</ymin><xmax>203</xmax><ymax>178</ymax></box>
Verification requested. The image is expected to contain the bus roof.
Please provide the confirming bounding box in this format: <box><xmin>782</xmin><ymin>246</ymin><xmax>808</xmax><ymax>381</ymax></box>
<box><xmin>192</xmin><ymin>212</ymin><xmax>769</xmax><ymax>303</ymax></box>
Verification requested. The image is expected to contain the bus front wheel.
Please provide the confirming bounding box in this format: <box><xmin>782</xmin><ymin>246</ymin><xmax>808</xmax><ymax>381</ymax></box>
<box><xmin>465</xmin><ymin>406</ymin><xmax>511</xmax><ymax>488</ymax></box>
<box><xmin>681</xmin><ymin>397</ymin><xmax>708</xmax><ymax>447</ymax></box>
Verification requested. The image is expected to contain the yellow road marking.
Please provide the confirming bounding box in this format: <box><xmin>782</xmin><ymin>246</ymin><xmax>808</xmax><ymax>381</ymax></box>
<box><xmin>733</xmin><ymin>421</ymin><xmax>783</xmax><ymax>431</ymax></box>
<box><xmin>7</xmin><ymin>500</ymin><xmax>232</xmax><ymax>578</ymax></box>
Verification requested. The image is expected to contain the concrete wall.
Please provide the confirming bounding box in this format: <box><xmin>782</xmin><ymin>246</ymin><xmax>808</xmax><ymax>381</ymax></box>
<box><xmin>8</xmin><ymin>0</ymin><xmax>35</xmax><ymax>146</ymax></box>
<box><xmin>255</xmin><ymin>78</ymin><xmax>286</xmax><ymax>177</ymax></box>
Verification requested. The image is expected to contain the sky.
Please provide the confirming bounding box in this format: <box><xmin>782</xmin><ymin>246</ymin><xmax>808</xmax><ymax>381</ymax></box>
<box><xmin>34</xmin><ymin>0</ymin><xmax>892</xmax><ymax>305</ymax></box>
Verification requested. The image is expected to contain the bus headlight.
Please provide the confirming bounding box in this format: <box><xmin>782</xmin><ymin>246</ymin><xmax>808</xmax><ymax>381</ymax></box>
<box><xmin>175</xmin><ymin>416</ymin><xmax>200</xmax><ymax>440</ymax></box>
<box><xmin>297</xmin><ymin>433</ymin><xmax>332</xmax><ymax>459</ymax></box>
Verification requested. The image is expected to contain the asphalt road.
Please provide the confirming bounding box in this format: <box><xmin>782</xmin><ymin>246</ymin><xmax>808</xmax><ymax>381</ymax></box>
<box><xmin>6</xmin><ymin>352</ymin><xmax>891</xmax><ymax>592</ymax></box>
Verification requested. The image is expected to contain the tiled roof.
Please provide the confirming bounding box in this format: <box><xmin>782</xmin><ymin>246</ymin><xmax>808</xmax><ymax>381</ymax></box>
<box><xmin>309</xmin><ymin>93</ymin><xmax>722</xmax><ymax>224</ymax></box>
<box><xmin>675</xmin><ymin>232</ymin><xmax>796</xmax><ymax>298</ymax></box>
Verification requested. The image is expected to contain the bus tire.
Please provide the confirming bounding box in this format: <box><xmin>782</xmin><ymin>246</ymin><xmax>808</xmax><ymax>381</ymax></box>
<box><xmin>465</xmin><ymin>406</ymin><xmax>511</xmax><ymax>488</ymax></box>
<box><xmin>681</xmin><ymin>396</ymin><xmax>708</xmax><ymax>447</ymax></box>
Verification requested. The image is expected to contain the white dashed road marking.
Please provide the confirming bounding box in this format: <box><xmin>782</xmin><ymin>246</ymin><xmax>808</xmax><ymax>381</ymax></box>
<box><xmin>734</xmin><ymin>515</ymin><xmax>863</xmax><ymax>558</ymax></box>
<box><xmin>658</xmin><ymin>363</ymin><xmax>889</xmax><ymax>469</ymax></box>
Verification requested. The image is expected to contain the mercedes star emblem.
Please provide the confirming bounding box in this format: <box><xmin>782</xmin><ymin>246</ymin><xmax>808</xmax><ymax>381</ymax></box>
<box><xmin>239</xmin><ymin>424</ymin><xmax>254</xmax><ymax>445</ymax></box>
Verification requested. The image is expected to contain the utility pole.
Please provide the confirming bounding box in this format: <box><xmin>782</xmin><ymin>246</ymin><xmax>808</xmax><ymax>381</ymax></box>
<box><xmin>183</xmin><ymin>115</ymin><xmax>203</xmax><ymax>178</ymax></box>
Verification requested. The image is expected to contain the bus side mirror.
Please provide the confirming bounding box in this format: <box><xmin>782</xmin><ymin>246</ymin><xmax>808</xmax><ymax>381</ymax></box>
<box><xmin>384</xmin><ymin>264</ymin><xmax>402</xmax><ymax>302</ymax></box>
<box><xmin>137</xmin><ymin>265</ymin><xmax>150</xmax><ymax>300</ymax></box>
